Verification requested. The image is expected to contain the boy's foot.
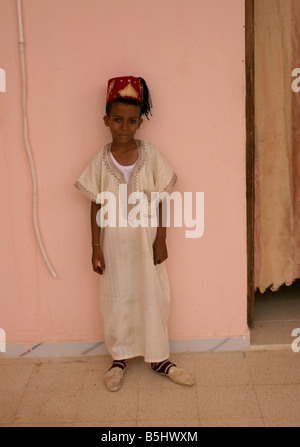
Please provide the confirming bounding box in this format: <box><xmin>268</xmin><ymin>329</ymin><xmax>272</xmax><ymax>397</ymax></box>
<box><xmin>151</xmin><ymin>360</ymin><xmax>195</xmax><ymax>387</ymax></box>
<box><xmin>167</xmin><ymin>365</ymin><xmax>195</xmax><ymax>386</ymax></box>
<box><xmin>104</xmin><ymin>360</ymin><xmax>126</xmax><ymax>392</ymax></box>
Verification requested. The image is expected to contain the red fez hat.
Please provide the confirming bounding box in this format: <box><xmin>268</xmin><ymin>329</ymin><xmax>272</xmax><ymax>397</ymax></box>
<box><xmin>106</xmin><ymin>76</ymin><xmax>143</xmax><ymax>103</ymax></box>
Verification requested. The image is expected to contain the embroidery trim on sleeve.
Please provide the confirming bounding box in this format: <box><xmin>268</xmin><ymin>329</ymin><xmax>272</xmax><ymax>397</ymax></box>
<box><xmin>74</xmin><ymin>180</ymin><xmax>97</xmax><ymax>202</ymax></box>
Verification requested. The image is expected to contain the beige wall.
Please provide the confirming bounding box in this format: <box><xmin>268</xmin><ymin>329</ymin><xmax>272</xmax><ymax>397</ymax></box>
<box><xmin>0</xmin><ymin>0</ymin><xmax>247</xmax><ymax>346</ymax></box>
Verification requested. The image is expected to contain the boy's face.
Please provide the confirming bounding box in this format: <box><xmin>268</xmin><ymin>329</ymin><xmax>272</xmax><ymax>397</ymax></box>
<box><xmin>103</xmin><ymin>102</ymin><xmax>143</xmax><ymax>146</ymax></box>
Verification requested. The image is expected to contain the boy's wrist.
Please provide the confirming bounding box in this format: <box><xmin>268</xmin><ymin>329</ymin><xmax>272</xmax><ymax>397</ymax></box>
<box><xmin>156</xmin><ymin>227</ymin><xmax>166</xmax><ymax>236</ymax></box>
<box><xmin>155</xmin><ymin>233</ymin><xmax>166</xmax><ymax>242</ymax></box>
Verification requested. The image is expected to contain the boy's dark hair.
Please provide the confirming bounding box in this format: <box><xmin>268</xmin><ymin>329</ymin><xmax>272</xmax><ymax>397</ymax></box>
<box><xmin>106</xmin><ymin>98</ymin><xmax>142</xmax><ymax>117</ymax></box>
<box><xmin>106</xmin><ymin>77</ymin><xmax>152</xmax><ymax>120</ymax></box>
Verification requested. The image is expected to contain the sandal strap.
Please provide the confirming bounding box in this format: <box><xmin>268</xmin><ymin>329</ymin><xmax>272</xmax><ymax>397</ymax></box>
<box><xmin>152</xmin><ymin>360</ymin><xmax>176</xmax><ymax>374</ymax></box>
<box><xmin>109</xmin><ymin>360</ymin><xmax>127</xmax><ymax>371</ymax></box>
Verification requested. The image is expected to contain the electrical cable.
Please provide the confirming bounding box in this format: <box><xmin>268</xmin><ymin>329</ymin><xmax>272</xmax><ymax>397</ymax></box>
<box><xmin>17</xmin><ymin>0</ymin><xmax>57</xmax><ymax>278</ymax></box>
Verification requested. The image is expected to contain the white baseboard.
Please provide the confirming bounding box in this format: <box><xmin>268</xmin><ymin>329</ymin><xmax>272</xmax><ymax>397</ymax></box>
<box><xmin>0</xmin><ymin>335</ymin><xmax>250</xmax><ymax>358</ymax></box>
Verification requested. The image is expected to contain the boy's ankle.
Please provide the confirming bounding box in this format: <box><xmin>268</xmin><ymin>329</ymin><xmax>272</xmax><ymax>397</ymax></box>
<box><xmin>109</xmin><ymin>359</ymin><xmax>127</xmax><ymax>370</ymax></box>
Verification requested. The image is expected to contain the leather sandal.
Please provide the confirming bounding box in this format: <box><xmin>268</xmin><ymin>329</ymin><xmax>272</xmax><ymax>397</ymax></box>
<box><xmin>103</xmin><ymin>367</ymin><xmax>125</xmax><ymax>392</ymax></box>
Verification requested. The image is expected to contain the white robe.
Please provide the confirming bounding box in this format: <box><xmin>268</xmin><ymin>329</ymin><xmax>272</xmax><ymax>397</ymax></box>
<box><xmin>75</xmin><ymin>139</ymin><xmax>177</xmax><ymax>362</ymax></box>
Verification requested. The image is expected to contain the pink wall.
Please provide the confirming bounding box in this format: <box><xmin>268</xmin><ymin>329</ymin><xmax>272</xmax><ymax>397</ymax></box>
<box><xmin>0</xmin><ymin>0</ymin><xmax>247</xmax><ymax>345</ymax></box>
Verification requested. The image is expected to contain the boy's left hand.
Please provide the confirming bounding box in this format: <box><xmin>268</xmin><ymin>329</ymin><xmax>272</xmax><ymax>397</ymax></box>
<box><xmin>153</xmin><ymin>237</ymin><xmax>168</xmax><ymax>265</ymax></box>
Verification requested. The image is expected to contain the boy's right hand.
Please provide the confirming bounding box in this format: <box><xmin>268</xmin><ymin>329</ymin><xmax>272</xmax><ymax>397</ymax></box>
<box><xmin>92</xmin><ymin>246</ymin><xmax>105</xmax><ymax>275</ymax></box>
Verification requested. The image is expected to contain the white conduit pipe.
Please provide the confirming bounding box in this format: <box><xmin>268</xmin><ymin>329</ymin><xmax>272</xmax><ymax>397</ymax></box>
<box><xmin>17</xmin><ymin>0</ymin><xmax>57</xmax><ymax>278</ymax></box>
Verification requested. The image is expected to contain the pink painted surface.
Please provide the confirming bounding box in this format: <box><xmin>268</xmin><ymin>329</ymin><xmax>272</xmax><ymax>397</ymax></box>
<box><xmin>0</xmin><ymin>0</ymin><xmax>247</xmax><ymax>343</ymax></box>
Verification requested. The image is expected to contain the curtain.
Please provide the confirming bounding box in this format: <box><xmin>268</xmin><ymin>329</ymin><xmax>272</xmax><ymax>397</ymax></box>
<box><xmin>291</xmin><ymin>1</ymin><xmax>300</xmax><ymax>284</ymax></box>
<box><xmin>254</xmin><ymin>0</ymin><xmax>300</xmax><ymax>292</ymax></box>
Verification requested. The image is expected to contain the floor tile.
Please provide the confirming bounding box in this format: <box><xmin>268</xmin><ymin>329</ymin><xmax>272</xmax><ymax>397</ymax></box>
<box><xmin>137</xmin><ymin>419</ymin><xmax>200</xmax><ymax>427</ymax></box>
<box><xmin>137</xmin><ymin>386</ymin><xmax>198</xmax><ymax>421</ymax></box>
<box><xmin>0</xmin><ymin>361</ymin><xmax>35</xmax><ymax>392</ymax></box>
<box><xmin>263</xmin><ymin>418</ymin><xmax>300</xmax><ymax>427</ymax></box>
<box><xmin>250</xmin><ymin>320</ymin><xmax>300</xmax><ymax>345</ymax></box>
<box><xmin>0</xmin><ymin>390</ymin><xmax>25</xmax><ymax>424</ymax></box>
<box><xmin>193</xmin><ymin>351</ymin><xmax>252</xmax><ymax>386</ymax></box>
<box><xmin>200</xmin><ymin>417</ymin><xmax>264</xmax><ymax>427</ymax></box>
<box><xmin>246</xmin><ymin>350</ymin><xmax>300</xmax><ymax>384</ymax></box>
<box><xmin>197</xmin><ymin>385</ymin><xmax>261</xmax><ymax>420</ymax></box>
<box><xmin>255</xmin><ymin>384</ymin><xmax>300</xmax><ymax>419</ymax></box>
<box><xmin>73</xmin><ymin>421</ymin><xmax>137</xmax><ymax>427</ymax></box>
<box><xmin>25</xmin><ymin>360</ymin><xmax>88</xmax><ymax>392</ymax></box>
<box><xmin>75</xmin><ymin>389</ymin><xmax>138</xmax><ymax>423</ymax></box>
<box><xmin>1</xmin><ymin>422</ymin><xmax>73</xmax><ymax>427</ymax></box>
<box><xmin>15</xmin><ymin>389</ymin><xmax>80</xmax><ymax>424</ymax></box>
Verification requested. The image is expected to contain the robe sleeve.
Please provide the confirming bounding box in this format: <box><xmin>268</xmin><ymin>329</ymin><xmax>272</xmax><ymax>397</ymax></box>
<box><xmin>74</xmin><ymin>149</ymin><xmax>103</xmax><ymax>202</ymax></box>
<box><xmin>151</xmin><ymin>145</ymin><xmax>177</xmax><ymax>195</ymax></box>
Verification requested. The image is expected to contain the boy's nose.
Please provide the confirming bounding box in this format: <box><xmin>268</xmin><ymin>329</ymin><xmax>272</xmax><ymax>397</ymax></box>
<box><xmin>121</xmin><ymin>122</ymin><xmax>128</xmax><ymax>130</ymax></box>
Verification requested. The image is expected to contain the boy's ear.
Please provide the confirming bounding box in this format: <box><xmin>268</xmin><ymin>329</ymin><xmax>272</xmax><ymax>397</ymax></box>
<box><xmin>103</xmin><ymin>115</ymin><xmax>109</xmax><ymax>127</ymax></box>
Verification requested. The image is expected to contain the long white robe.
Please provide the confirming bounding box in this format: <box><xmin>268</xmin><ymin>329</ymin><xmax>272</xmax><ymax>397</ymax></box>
<box><xmin>75</xmin><ymin>139</ymin><xmax>176</xmax><ymax>362</ymax></box>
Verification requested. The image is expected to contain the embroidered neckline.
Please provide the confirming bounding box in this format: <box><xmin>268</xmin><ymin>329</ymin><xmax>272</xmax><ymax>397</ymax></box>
<box><xmin>103</xmin><ymin>139</ymin><xmax>147</xmax><ymax>193</ymax></box>
<box><xmin>110</xmin><ymin>152</ymin><xmax>136</xmax><ymax>170</ymax></box>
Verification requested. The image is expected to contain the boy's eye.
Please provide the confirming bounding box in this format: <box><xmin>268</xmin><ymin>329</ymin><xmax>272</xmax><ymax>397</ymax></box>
<box><xmin>112</xmin><ymin>118</ymin><xmax>138</xmax><ymax>124</ymax></box>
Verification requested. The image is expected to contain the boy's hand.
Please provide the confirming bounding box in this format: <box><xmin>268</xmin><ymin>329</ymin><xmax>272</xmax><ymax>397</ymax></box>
<box><xmin>153</xmin><ymin>237</ymin><xmax>168</xmax><ymax>265</ymax></box>
<box><xmin>92</xmin><ymin>246</ymin><xmax>105</xmax><ymax>275</ymax></box>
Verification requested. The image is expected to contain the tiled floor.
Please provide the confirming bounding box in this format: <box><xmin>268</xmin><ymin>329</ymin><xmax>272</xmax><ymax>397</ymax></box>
<box><xmin>1</xmin><ymin>281</ymin><xmax>299</xmax><ymax>428</ymax></box>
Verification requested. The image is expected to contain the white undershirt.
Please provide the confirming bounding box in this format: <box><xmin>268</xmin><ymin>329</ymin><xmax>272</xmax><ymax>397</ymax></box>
<box><xmin>110</xmin><ymin>153</ymin><xmax>136</xmax><ymax>184</ymax></box>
